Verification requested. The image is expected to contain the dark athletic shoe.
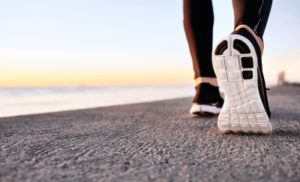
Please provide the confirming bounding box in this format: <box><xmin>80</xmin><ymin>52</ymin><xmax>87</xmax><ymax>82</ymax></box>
<box><xmin>212</xmin><ymin>27</ymin><xmax>272</xmax><ymax>134</ymax></box>
<box><xmin>190</xmin><ymin>83</ymin><xmax>224</xmax><ymax>116</ymax></box>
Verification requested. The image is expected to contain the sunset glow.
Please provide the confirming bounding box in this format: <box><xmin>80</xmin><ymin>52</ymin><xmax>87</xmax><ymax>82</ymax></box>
<box><xmin>0</xmin><ymin>0</ymin><xmax>299</xmax><ymax>87</ymax></box>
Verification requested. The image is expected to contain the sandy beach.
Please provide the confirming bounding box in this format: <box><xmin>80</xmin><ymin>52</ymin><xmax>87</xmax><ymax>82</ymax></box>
<box><xmin>1</xmin><ymin>85</ymin><xmax>300</xmax><ymax>181</ymax></box>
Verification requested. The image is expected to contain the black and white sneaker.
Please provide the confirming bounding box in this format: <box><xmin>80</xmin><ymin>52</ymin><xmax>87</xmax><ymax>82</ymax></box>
<box><xmin>212</xmin><ymin>26</ymin><xmax>272</xmax><ymax>134</ymax></box>
<box><xmin>190</xmin><ymin>83</ymin><xmax>224</xmax><ymax>116</ymax></box>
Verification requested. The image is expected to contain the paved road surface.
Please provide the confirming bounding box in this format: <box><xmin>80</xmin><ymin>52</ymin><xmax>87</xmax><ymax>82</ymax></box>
<box><xmin>0</xmin><ymin>85</ymin><xmax>300</xmax><ymax>181</ymax></box>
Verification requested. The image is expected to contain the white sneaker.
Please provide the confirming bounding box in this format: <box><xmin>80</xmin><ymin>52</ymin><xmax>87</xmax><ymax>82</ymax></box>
<box><xmin>212</xmin><ymin>27</ymin><xmax>272</xmax><ymax>134</ymax></box>
<box><xmin>190</xmin><ymin>83</ymin><xmax>223</xmax><ymax>116</ymax></box>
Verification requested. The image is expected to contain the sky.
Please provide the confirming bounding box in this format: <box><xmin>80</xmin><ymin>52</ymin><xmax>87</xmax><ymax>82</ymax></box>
<box><xmin>0</xmin><ymin>0</ymin><xmax>299</xmax><ymax>87</ymax></box>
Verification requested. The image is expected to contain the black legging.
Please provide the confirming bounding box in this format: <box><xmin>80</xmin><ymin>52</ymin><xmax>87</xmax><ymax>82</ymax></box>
<box><xmin>183</xmin><ymin>0</ymin><xmax>273</xmax><ymax>79</ymax></box>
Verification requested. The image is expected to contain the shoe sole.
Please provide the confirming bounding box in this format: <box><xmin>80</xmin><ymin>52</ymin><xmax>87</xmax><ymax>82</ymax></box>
<box><xmin>213</xmin><ymin>34</ymin><xmax>272</xmax><ymax>134</ymax></box>
<box><xmin>190</xmin><ymin>104</ymin><xmax>221</xmax><ymax>115</ymax></box>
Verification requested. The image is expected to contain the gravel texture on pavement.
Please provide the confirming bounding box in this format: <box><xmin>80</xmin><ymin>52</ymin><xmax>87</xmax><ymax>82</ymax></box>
<box><xmin>0</xmin><ymin>85</ymin><xmax>300</xmax><ymax>182</ymax></box>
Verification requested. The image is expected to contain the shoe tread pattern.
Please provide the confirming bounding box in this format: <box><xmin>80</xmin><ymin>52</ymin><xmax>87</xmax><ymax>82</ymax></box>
<box><xmin>213</xmin><ymin>35</ymin><xmax>272</xmax><ymax>134</ymax></box>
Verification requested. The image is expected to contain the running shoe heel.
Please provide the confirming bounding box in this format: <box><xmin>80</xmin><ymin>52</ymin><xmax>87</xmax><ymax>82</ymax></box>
<box><xmin>213</xmin><ymin>34</ymin><xmax>272</xmax><ymax>134</ymax></box>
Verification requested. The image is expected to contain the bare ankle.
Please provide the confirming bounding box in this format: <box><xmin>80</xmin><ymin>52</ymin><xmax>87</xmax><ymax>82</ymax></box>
<box><xmin>194</xmin><ymin>77</ymin><xmax>218</xmax><ymax>87</ymax></box>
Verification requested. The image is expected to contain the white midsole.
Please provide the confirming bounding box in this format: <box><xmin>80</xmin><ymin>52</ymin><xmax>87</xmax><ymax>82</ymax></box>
<box><xmin>212</xmin><ymin>34</ymin><xmax>272</xmax><ymax>133</ymax></box>
<box><xmin>190</xmin><ymin>103</ymin><xmax>221</xmax><ymax>114</ymax></box>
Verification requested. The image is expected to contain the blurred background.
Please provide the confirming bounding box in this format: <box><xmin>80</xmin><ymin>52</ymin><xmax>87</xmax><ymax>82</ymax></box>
<box><xmin>0</xmin><ymin>0</ymin><xmax>299</xmax><ymax>117</ymax></box>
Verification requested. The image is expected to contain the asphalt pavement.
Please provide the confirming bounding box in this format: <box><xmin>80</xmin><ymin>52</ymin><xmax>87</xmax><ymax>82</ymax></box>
<box><xmin>0</xmin><ymin>85</ymin><xmax>299</xmax><ymax>181</ymax></box>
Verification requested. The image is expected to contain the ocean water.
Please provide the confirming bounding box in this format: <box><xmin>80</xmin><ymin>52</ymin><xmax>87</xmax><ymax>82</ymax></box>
<box><xmin>0</xmin><ymin>84</ymin><xmax>193</xmax><ymax>117</ymax></box>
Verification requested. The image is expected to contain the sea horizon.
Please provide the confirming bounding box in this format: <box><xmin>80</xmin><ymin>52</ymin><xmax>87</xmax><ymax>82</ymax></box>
<box><xmin>0</xmin><ymin>84</ymin><xmax>194</xmax><ymax>118</ymax></box>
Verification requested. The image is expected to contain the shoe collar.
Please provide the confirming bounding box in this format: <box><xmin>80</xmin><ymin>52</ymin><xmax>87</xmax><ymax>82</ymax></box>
<box><xmin>235</xmin><ymin>24</ymin><xmax>264</xmax><ymax>54</ymax></box>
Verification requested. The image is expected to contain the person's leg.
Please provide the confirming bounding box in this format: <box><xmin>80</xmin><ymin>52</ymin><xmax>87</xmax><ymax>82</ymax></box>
<box><xmin>183</xmin><ymin>0</ymin><xmax>223</xmax><ymax>115</ymax></box>
<box><xmin>183</xmin><ymin>0</ymin><xmax>215</xmax><ymax>80</ymax></box>
<box><xmin>212</xmin><ymin>0</ymin><xmax>273</xmax><ymax>133</ymax></box>
<box><xmin>232</xmin><ymin>0</ymin><xmax>273</xmax><ymax>53</ymax></box>
<box><xmin>232</xmin><ymin>0</ymin><xmax>273</xmax><ymax>38</ymax></box>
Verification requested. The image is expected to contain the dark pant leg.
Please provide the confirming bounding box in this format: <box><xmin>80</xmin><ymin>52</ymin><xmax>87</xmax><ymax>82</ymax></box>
<box><xmin>183</xmin><ymin>0</ymin><xmax>215</xmax><ymax>79</ymax></box>
<box><xmin>232</xmin><ymin>0</ymin><xmax>273</xmax><ymax>38</ymax></box>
